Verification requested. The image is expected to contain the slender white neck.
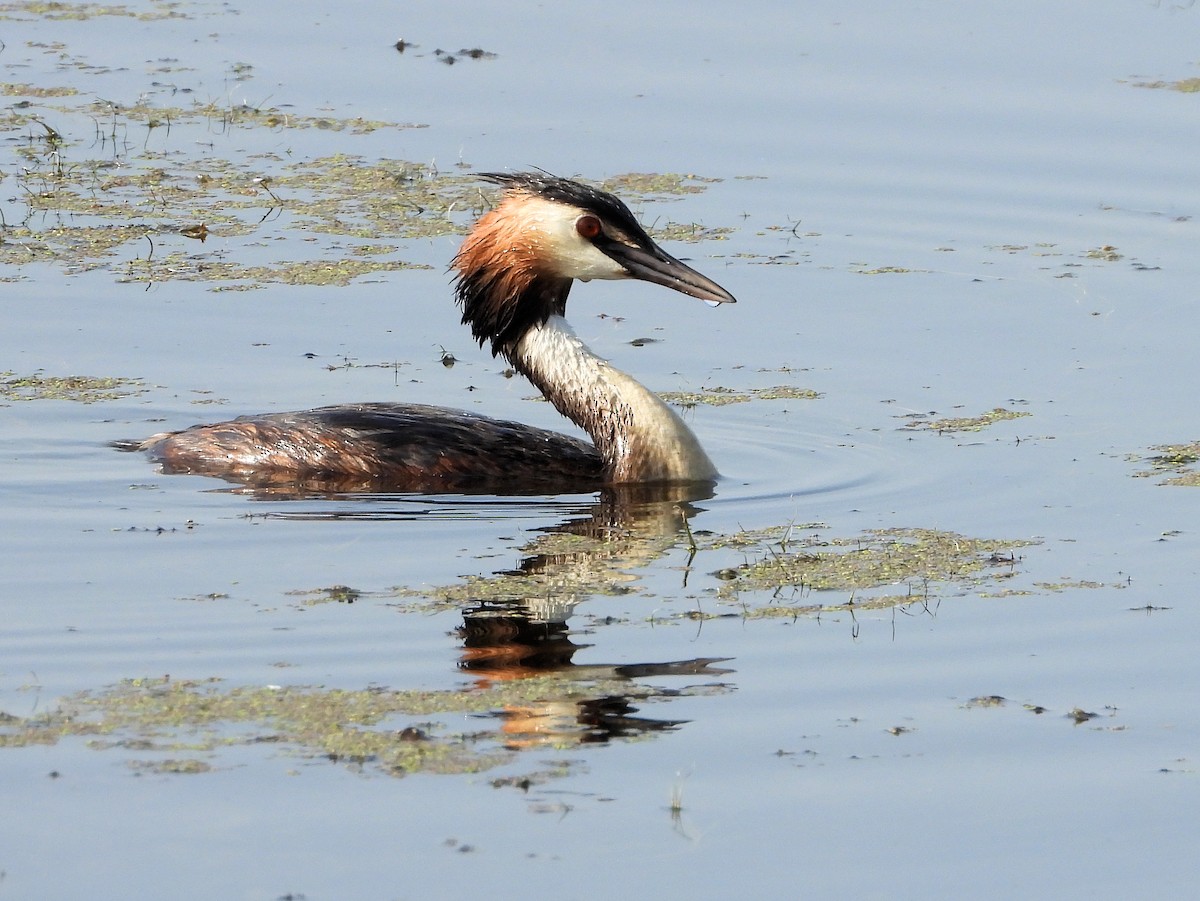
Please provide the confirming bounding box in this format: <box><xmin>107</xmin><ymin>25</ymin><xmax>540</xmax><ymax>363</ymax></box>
<box><xmin>512</xmin><ymin>316</ymin><xmax>717</xmax><ymax>483</ymax></box>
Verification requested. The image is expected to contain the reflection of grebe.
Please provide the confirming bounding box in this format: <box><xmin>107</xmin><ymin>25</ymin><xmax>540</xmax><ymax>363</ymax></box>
<box><xmin>130</xmin><ymin>173</ymin><xmax>736</xmax><ymax>492</ymax></box>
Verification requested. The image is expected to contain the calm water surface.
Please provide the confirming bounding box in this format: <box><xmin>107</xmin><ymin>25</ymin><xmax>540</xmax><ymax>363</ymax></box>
<box><xmin>3</xmin><ymin>1</ymin><xmax>1199</xmax><ymax>898</ymax></box>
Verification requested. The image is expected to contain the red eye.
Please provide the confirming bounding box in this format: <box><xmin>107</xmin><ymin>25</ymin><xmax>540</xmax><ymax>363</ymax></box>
<box><xmin>575</xmin><ymin>215</ymin><xmax>602</xmax><ymax>239</ymax></box>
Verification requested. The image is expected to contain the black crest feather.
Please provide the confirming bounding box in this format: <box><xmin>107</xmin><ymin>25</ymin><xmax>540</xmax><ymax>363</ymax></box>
<box><xmin>477</xmin><ymin>171</ymin><xmax>655</xmax><ymax>249</ymax></box>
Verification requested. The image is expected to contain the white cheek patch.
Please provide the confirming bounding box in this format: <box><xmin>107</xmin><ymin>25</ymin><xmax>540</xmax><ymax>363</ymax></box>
<box><xmin>521</xmin><ymin>197</ymin><xmax>630</xmax><ymax>281</ymax></box>
<box><xmin>561</xmin><ymin>243</ymin><xmax>629</xmax><ymax>282</ymax></box>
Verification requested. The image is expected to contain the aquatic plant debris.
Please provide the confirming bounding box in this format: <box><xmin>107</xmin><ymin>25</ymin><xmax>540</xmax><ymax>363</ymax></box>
<box><xmin>1083</xmin><ymin>245</ymin><xmax>1123</xmax><ymax>261</ymax></box>
<box><xmin>1</xmin><ymin>19</ymin><xmax>730</xmax><ymax>288</ymax></box>
<box><xmin>1</xmin><ymin>82</ymin><xmax>79</xmax><ymax>96</ymax></box>
<box><xmin>658</xmin><ymin>385</ymin><xmax>820</xmax><ymax>407</ymax></box>
<box><xmin>1128</xmin><ymin>76</ymin><xmax>1200</xmax><ymax>93</ymax></box>
<box><xmin>0</xmin><ymin>371</ymin><xmax>145</xmax><ymax>403</ymax></box>
<box><xmin>0</xmin><ymin>674</ymin><xmax>720</xmax><ymax>777</ymax></box>
<box><xmin>0</xmin><ymin>1</ymin><xmax>188</xmax><ymax>21</ymax></box>
<box><xmin>1129</xmin><ymin>441</ymin><xmax>1200</xmax><ymax>486</ymax></box>
<box><xmin>2</xmin><ymin>95</ymin><xmax>727</xmax><ymax>283</ymax></box>
<box><xmin>601</xmin><ymin>172</ymin><xmax>720</xmax><ymax>197</ymax></box>
<box><xmin>855</xmin><ymin>265</ymin><xmax>917</xmax><ymax>275</ymax></box>
<box><xmin>378</xmin><ymin>513</ymin><xmax>1090</xmax><ymax>624</ymax></box>
<box><xmin>387</xmin><ymin>523</ymin><xmax>664</xmax><ymax>614</ymax></box>
<box><xmin>901</xmin><ymin>407</ymin><xmax>1031</xmax><ymax>433</ymax></box>
<box><xmin>705</xmin><ymin>527</ymin><xmax>1039</xmax><ymax>613</ymax></box>
<box><xmin>0</xmin><ymin>21</ymin><xmax>731</xmax><ymax>287</ymax></box>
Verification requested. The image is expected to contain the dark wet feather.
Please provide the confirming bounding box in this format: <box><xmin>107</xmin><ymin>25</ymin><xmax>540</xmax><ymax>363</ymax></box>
<box><xmin>132</xmin><ymin>403</ymin><xmax>604</xmax><ymax>493</ymax></box>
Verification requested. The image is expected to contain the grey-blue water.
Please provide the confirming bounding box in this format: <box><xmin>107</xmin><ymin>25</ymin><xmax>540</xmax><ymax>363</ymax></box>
<box><xmin>3</xmin><ymin>2</ymin><xmax>1199</xmax><ymax>898</ymax></box>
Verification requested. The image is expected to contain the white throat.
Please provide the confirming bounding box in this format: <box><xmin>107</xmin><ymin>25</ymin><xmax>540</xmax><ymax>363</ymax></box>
<box><xmin>513</xmin><ymin>316</ymin><xmax>717</xmax><ymax>483</ymax></box>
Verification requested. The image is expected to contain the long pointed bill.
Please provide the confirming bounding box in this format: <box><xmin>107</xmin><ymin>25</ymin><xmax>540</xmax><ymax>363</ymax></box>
<box><xmin>598</xmin><ymin>238</ymin><xmax>737</xmax><ymax>307</ymax></box>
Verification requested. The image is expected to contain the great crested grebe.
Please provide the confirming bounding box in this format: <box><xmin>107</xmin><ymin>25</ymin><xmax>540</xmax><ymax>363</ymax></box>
<box><xmin>128</xmin><ymin>172</ymin><xmax>736</xmax><ymax>492</ymax></box>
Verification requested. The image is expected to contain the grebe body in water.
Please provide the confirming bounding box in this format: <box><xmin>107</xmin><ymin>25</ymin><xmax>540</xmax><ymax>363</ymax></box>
<box><xmin>130</xmin><ymin>173</ymin><xmax>736</xmax><ymax>492</ymax></box>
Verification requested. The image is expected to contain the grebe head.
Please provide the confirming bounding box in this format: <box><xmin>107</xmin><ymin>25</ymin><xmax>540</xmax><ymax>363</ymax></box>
<box><xmin>453</xmin><ymin>171</ymin><xmax>735</xmax><ymax>356</ymax></box>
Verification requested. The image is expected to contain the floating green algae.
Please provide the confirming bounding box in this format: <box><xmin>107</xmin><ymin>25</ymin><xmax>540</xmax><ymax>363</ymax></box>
<box><xmin>1083</xmin><ymin>245</ymin><xmax>1123</xmax><ymax>261</ymax></box>
<box><xmin>706</xmin><ymin>527</ymin><xmax>1037</xmax><ymax>610</ymax></box>
<box><xmin>1</xmin><ymin>82</ymin><xmax>79</xmax><ymax>96</ymax></box>
<box><xmin>3</xmin><ymin>108</ymin><xmax>729</xmax><ymax>282</ymax></box>
<box><xmin>601</xmin><ymin>172</ymin><xmax>720</xmax><ymax>197</ymax></box>
<box><xmin>119</xmin><ymin>254</ymin><xmax>430</xmax><ymax>290</ymax></box>
<box><xmin>659</xmin><ymin>385</ymin><xmax>820</xmax><ymax>407</ymax></box>
<box><xmin>3</xmin><ymin>16</ymin><xmax>734</xmax><ymax>293</ymax></box>
<box><xmin>855</xmin><ymin>265</ymin><xmax>917</xmax><ymax>275</ymax></box>
<box><xmin>1128</xmin><ymin>76</ymin><xmax>1200</xmax><ymax>93</ymax></box>
<box><xmin>387</xmin><ymin>522</ymin><xmax>661</xmax><ymax>614</ymax></box>
<box><xmin>0</xmin><ymin>1</ymin><xmax>189</xmax><ymax>21</ymax></box>
<box><xmin>901</xmin><ymin>407</ymin><xmax>1031</xmax><ymax>433</ymax></box>
<box><xmin>0</xmin><ymin>371</ymin><xmax>145</xmax><ymax>403</ymax></box>
<box><xmin>0</xmin><ymin>674</ymin><xmax>706</xmax><ymax>776</ymax></box>
<box><xmin>1129</xmin><ymin>441</ymin><xmax>1200</xmax><ymax>487</ymax></box>
<box><xmin>378</xmin><ymin>505</ymin><xmax>1059</xmax><ymax>624</ymax></box>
